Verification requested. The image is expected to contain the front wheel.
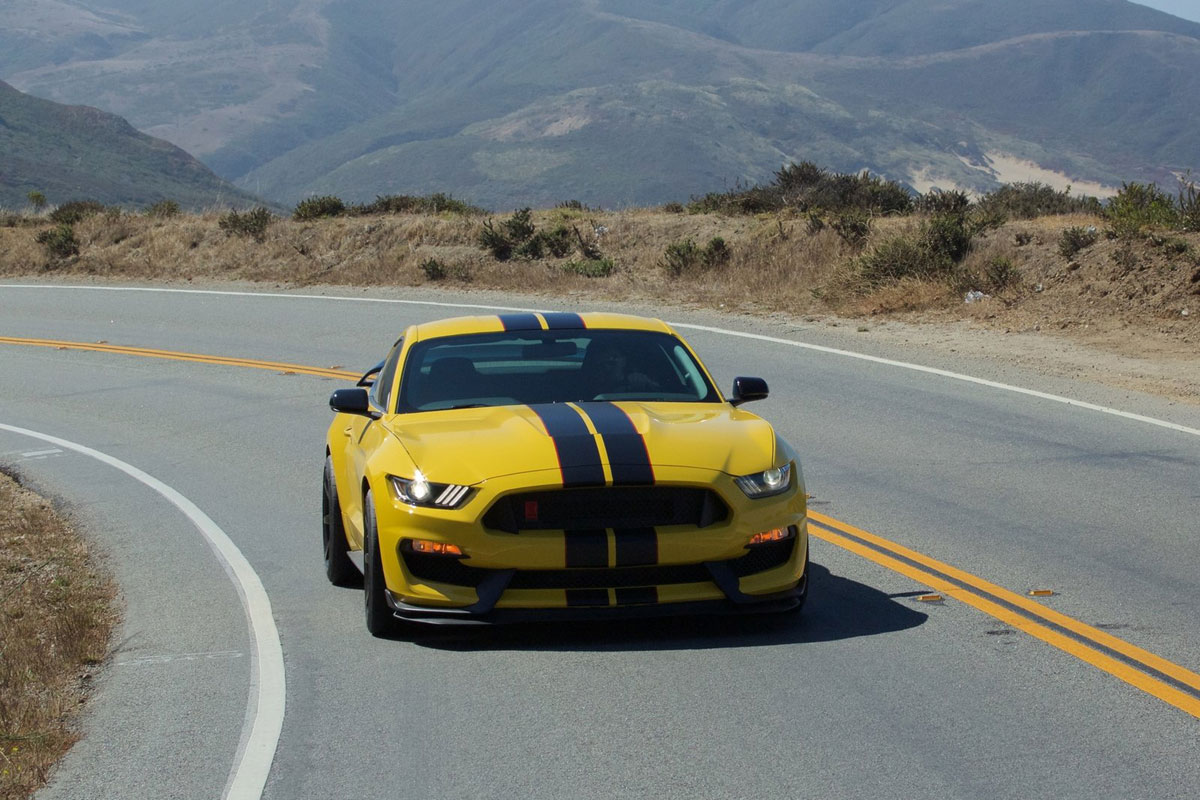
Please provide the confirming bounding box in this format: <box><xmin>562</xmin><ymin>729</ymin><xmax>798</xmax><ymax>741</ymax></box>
<box><xmin>322</xmin><ymin>457</ymin><xmax>359</xmax><ymax>587</ymax></box>
<box><xmin>362</xmin><ymin>491</ymin><xmax>396</xmax><ymax>637</ymax></box>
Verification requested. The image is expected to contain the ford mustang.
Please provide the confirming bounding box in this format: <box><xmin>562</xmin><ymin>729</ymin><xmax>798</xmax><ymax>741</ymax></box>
<box><xmin>323</xmin><ymin>312</ymin><xmax>808</xmax><ymax>635</ymax></box>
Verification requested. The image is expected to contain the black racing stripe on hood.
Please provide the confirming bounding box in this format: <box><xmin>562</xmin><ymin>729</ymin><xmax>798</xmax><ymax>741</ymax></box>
<box><xmin>541</xmin><ymin>312</ymin><xmax>585</xmax><ymax>330</ymax></box>
<box><xmin>529</xmin><ymin>403</ymin><xmax>605</xmax><ymax>488</ymax></box>
<box><xmin>579</xmin><ymin>402</ymin><xmax>654</xmax><ymax>486</ymax></box>
<box><xmin>498</xmin><ymin>313</ymin><xmax>542</xmax><ymax>331</ymax></box>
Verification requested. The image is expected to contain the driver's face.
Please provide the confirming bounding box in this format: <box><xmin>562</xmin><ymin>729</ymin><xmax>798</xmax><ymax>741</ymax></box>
<box><xmin>594</xmin><ymin>347</ymin><xmax>626</xmax><ymax>376</ymax></box>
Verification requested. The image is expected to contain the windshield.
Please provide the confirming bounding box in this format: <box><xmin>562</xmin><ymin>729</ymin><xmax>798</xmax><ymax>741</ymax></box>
<box><xmin>396</xmin><ymin>329</ymin><xmax>720</xmax><ymax>412</ymax></box>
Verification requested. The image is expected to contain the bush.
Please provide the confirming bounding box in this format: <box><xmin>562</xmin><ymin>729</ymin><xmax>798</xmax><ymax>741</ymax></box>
<box><xmin>540</xmin><ymin>225</ymin><xmax>574</xmax><ymax>258</ymax></box>
<box><xmin>502</xmin><ymin>208</ymin><xmax>536</xmax><ymax>244</ymax></box>
<box><xmin>354</xmin><ymin>193</ymin><xmax>483</xmax><ymax>216</ymax></box>
<box><xmin>702</xmin><ymin>237</ymin><xmax>731</xmax><ymax>267</ymax></box>
<box><xmin>420</xmin><ymin>258</ymin><xmax>447</xmax><ymax>281</ymax></box>
<box><xmin>293</xmin><ymin>195</ymin><xmax>346</xmax><ymax>221</ymax></box>
<box><xmin>688</xmin><ymin>162</ymin><xmax>913</xmax><ymax>216</ymax></box>
<box><xmin>977</xmin><ymin>182</ymin><xmax>1102</xmax><ymax>219</ymax></box>
<box><xmin>219</xmin><ymin>207</ymin><xmax>273</xmax><ymax>240</ymax></box>
<box><xmin>1058</xmin><ymin>226</ymin><xmax>1099</xmax><ymax>258</ymax></box>
<box><xmin>26</xmin><ymin>191</ymin><xmax>47</xmax><ymax>211</ymax></box>
<box><xmin>661</xmin><ymin>202</ymin><xmax>685</xmax><ymax>214</ymax></box>
<box><xmin>830</xmin><ymin>211</ymin><xmax>872</xmax><ymax>248</ymax></box>
<box><xmin>1106</xmin><ymin>182</ymin><xmax>1178</xmax><ymax>237</ymax></box>
<box><xmin>49</xmin><ymin>200</ymin><xmax>105</xmax><ymax>224</ymax></box>
<box><xmin>35</xmin><ymin>224</ymin><xmax>79</xmax><ymax>260</ymax></box>
<box><xmin>145</xmin><ymin>199</ymin><xmax>180</xmax><ymax>218</ymax></box>
<box><xmin>661</xmin><ymin>240</ymin><xmax>702</xmax><ymax>276</ymax></box>
<box><xmin>556</xmin><ymin>199</ymin><xmax>590</xmax><ymax>212</ymax></box>
<box><xmin>562</xmin><ymin>258</ymin><xmax>615</xmax><ymax>277</ymax></box>
<box><xmin>984</xmin><ymin>256</ymin><xmax>1021</xmax><ymax>290</ymax></box>
<box><xmin>856</xmin><ymin>236</ymin><xmax>940</xmax><ymax>285</ymax></box>
<box><xmin>478</xmin><ymin>219</ymin><xmax>514</xmax><ymax>261</ymax></box>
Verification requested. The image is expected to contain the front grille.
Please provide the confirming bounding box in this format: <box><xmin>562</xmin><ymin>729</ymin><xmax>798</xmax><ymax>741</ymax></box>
<box><xmin>482</xmin><ymin>487</ymin><xmax>728</xmax><ymax>533</ymax></box>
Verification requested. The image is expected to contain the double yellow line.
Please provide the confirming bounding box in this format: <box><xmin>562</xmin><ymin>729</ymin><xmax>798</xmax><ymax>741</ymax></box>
<box><xmin>5</xmin><ymin>335</ymin><xmax>1200</xmax><ymax>718</ymax></box>
<box><xmin>0</xmin><ymin>336</ymin><xmax>358</xmax><ymax>381</ymax></box>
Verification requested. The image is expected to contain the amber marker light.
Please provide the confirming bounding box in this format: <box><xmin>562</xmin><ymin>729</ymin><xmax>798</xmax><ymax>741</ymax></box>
<box><xmin>748</xmin><ymin>527</ymin><xmax>792</xmax><ymax>546</ymax></box>
<box><xmin>410</xmin><ymin>539</ymin><xmax>464</xmax><ymax>557</ymax></box>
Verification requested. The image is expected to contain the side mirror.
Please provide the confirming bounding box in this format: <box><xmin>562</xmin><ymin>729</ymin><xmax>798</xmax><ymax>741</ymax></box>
<box><xmin>330</xmin><ymin>388</ymin><xmax>377</xmax><ymax>417</ymax></box>
<box><xmin>730</xmin><ymin>376</ymin><xmax>768</xmax><ymax>407</ymax></box>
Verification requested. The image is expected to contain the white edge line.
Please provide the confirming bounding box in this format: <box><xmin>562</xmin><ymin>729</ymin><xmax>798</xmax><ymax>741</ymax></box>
<box><xmin>3</xmin><ymin>283</ymin><xmax>1198</xmax><ymax>439</ymax></box>
<box><xmin>0</xmin><ymin>421</ymin><xmax>284</xmax><ymax>800</ymax></box>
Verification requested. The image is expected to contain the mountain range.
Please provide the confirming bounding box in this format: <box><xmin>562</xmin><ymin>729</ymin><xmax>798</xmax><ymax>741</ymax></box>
<box><xmin>2</xmin><ymin>0</ymin><xmax>1198</xmax><ymax>209</ymax></box>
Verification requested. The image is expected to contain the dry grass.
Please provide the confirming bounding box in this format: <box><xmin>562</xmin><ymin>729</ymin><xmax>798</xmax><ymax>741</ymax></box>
<box><xmin>0</xmin><ymin>470</ymin><xmax>116</xmax><ymax>800</ymax></box>
<box><xmin>1</xmin><ymin>206</ymin><xmax>1196</xmax><ymax>351</ymax></box>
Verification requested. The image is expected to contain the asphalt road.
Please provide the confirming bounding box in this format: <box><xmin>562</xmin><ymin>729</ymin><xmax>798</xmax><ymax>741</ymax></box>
<box><xmin>2</xmin><ymin>284</ymin><xmax>1198</xmax><ymax>800</ymax></box>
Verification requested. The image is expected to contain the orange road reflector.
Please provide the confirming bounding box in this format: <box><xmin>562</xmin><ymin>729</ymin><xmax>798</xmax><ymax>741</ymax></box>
<box><xmin>918</xmin><ymin>593</ymin><xmax>945</xmax><ymax>602</ymax></box>
<box><xmin>1029</xmin><ymin>589</ymin><xmax>1056</xmax><ymax>597</ymax></box>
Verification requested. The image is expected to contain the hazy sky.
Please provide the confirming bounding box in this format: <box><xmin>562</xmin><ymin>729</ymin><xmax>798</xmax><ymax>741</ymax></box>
<box><xmin>1134</xmin><ymin>1</ymin><xmax>1200</xmax><ymax>23</ymax></box>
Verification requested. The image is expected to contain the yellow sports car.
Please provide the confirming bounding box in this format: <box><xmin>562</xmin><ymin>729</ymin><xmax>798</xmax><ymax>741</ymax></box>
<box><xmin>323</xmin><ymin>312</ymin><xmax>808</xmax><ymax>635</ymax></box>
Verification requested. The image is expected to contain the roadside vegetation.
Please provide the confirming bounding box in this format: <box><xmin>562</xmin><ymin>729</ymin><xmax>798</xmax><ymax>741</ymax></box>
<box><xmin>0</xmin><ymin>470</ymin><xmax>116</xmax><ymax>800</ymax></box>
<box><xmin>2</xmin><ymin>171</ymin><xmax>1197</xmax><ymax>348</ymax></box>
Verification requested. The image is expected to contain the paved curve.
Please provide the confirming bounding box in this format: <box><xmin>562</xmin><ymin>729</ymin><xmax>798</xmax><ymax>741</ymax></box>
<box><xmin>3</xmin><ymin>285</ymin><xmax>1198</xmax><ymax>800</ymax></box>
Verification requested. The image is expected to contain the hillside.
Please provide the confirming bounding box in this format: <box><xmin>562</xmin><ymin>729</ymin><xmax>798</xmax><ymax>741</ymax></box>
<box><xmin>0</xmin><ymin>81</ymin><xmax>261</xmax><ymax>210</ymax></box>
<box><xmin>3</xmin><ymin>1</ymin><xmax>1198</xmax><ymax>208</ymax></box>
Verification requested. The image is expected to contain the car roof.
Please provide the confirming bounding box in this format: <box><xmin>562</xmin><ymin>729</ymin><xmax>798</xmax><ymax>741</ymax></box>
<box><xmin>408</xmin><ymin>312</ymin><xmax>674</xmax><ymax>342</ymax></box>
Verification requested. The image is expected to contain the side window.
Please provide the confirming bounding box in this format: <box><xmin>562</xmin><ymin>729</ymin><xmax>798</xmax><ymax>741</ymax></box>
<box><xmin>372</xmin><ymin>339</ymin><xmax>403</xmax><ymax>411</ymax></box>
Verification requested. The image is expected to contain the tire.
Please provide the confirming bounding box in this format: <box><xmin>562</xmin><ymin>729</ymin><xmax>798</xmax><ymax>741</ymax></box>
<box><xmin>362</xmin><ymin>491</ymin><xmax>396</xmax><ymax>637</ymax></box>
<box><xmin>789</xmin><ymin>546</ymin><xmax>810</xmax><ymax>615</ymax></box>
<box><xmin>322</xmin><ymin>457</ymin><xmax>359</xmax><ymax>587</ymax></box>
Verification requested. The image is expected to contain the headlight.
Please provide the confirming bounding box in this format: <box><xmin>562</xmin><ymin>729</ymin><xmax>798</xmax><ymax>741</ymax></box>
<box><xmin>388</xmin><ymin>472</ymin><xmax>474</xmax><ymax>508</ymax></box>
<box><xmin>734</xmin><ymin>463</ymin><xmax>792</xmax><ymax>499</ymax></box>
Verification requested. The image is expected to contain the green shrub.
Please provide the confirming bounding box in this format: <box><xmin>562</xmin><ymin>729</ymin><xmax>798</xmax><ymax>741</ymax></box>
<box><xmin>922</xmin><ymin>212</ymin><xmax>974</xmax><ymax>263</ymax></box>
<box><xmin>917</xmin><ymin>190</ymin><xmax>970</xmax><ymax>215</ymax></box>
<box><xmin>977</xmin><ymin>182</ymin><xmax>1102</xmax><ymax>219</ymax></box>
<box><xmin>1106</xmin><ymin>182</ymin><xmax>1178</xmax><ymax>237</ymax></box>
<box><xmin>702</xmin><ymin>237</ymin><xmax>731</xmax><ymax>267</ymax></box>
<box><xmin>661</xmin><ymin>202</ymin><xmax>685</xmax><ymax>214</ymax></box>
<box><xmin>541</xmin><ymin>225</ymin><xmax>574</xmax><ymax>258</ymax></box>
<box><xmin>420</xmin><ymin>258</ymin><xmax>447</xmax><ymax>280</ymax></box>
<box><xmin>856</xmin><ymin>236</ymin><xmax>940</xmax><ymax>285</ymax></box>
<box><xmin>219</xmin><ymin>207</ymin><xmax>273</xmax><ymax>240</ymax></box>
<box><xmin>294</xmin><ymin>195</ymin><xmax>346</xmax><ymax>221</ymax></box>
<box><xmin>556</xmin><ymin>199</ymin><xmax>590</xmax><ymax>212</ymax></box>
<box><xmin>830</xmin><ymin>211</ymin><xmax>872</xmax><ymax>248</ymax></box>
<box><xmin>49</xmin><ymin>200</ymin><xmax>105</xmax><ymax>224</ymax></box>
<box><xmin>984</xmin><ymin>256</ymin><xmax>1021</xmax><ymax>290</ymax></box>
<box><xmin>26</xmin><ymin>191</ymin><xmax>47</xmax><ymax>211</ymax></box>
<box><xmin>36</xmin><ymin>224</ymin><xmax>79</xmax><ymax>260</ymax></box>
<box><xmin>661</xmin><ymin>239</ymin><xmax>702</xmax><ymax>276</ymax></box>
<box><xmin>1058</xmin><ymin>226</ymin><xmax>1098</xmax><ymax>258</ymax></box>
<box><xmin>145</xmin><ymin>199</ymin><xmax>180</xmax><ymax>218</ymax></box>
<box><xmin>514</xmin><ymin>234</ymin><xmax>545</xmax><ymax>260</ymax></box>
<box><xmin>478</xmin><ymin>219</ymin><xmax>513</xmax><ymax>261</ymax></box>
<box><xmin>354</xmin><ymin>193</ymin><xmax>483</xmax><ymax>216</ymax></box>
<box><xmin>805</xmin><ymin>212</ymin><xmax>826</xmax><ymax>235</ymax></box>
<box><xmin>562</xmin><ymin>258</ymin><xmax>615</xmax><ymax>277</ymax></box>
<box><xmin>502</xmin><ymin>208</ymin><xmax>536</xmax><ymax>244</ymax></box>
<box><xmin>688</xmin><ymin>162</ymin><xmax>912</xmax><ymax>216</ymax></box>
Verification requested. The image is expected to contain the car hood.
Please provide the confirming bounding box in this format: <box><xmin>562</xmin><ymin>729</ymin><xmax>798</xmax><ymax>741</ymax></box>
<box><xmin>383</xmin><ymin>402</ymin><xmax>777</xmax><ymax>485</ymax></box>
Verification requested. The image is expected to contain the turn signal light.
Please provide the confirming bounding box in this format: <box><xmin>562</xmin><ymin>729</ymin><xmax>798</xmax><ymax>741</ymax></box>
<box><xmin>749</xmin><ymin>528</ymin><xmax>792</xmax><ymax>546</ymax></box>
<box><xmin>410</xmin><ymin>539</ymin><xmax>464</xmax><ymax>557</ymax></box>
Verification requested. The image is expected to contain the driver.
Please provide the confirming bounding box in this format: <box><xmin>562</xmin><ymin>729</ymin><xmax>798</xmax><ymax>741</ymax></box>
<box><xmin>581</xmin><ymin>340</ymin><xmax>659</xmax><ymax>397</ymax></box>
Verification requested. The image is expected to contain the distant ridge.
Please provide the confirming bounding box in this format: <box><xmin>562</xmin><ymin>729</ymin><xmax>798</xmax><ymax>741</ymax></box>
<box><xmin>3</xmin><ymin>0</ymin><xmax>1198</xmax><ymax>209</ymax></box>
<box><xmin>0</xmin><ymin>81</ymin><xmax>262</xmax><ymax>210</ymax></box>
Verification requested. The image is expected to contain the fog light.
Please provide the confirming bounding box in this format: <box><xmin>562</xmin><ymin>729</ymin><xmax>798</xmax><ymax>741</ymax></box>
<box><xmin>409</xmin><ymin>539</ymin><xmax>464</xmax><ymax>557</ymax></box>
<box><xmin>749</xmin><ymin>527</ymin><xmax>792</xmax><ymax>546</ymax></box>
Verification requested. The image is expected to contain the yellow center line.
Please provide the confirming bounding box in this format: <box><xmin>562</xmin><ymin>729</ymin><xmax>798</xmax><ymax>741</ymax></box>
<box><xmin>809</xmin><ymin>513</ymin><xmax>1200</xmax><ymax>719</ymax></box>
<box><xmin>4</xmin><ymin>334</ymin><xmax>1198</xmax><ymax>717</ymax></box>
<box><xmin>0</xmin><ymin>336</ymin><xmax>359</xmax><ymax>380</ymax></box>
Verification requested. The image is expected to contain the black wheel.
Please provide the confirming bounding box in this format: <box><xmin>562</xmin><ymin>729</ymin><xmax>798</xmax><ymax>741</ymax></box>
<box><xmin>790</xmin><ymin>546</ymin><xmax>810</xmax><ymax>615</ymax></box>
<box><xmin>362</xmin><ymin>491</ymin><xmax>396</xmax><ymax>637</ymax></box>
<box><xmin>322</xmin><ymin>457</ymin><xmax>359</xmax><ymax>587</ymax></box>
